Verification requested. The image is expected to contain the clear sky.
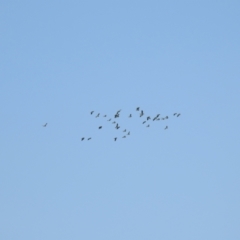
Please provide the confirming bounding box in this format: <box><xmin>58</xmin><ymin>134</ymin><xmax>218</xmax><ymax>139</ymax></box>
<box><xmin>1</xmin><ymin>1</ymin><xmax>240</xmax><ymax>239</ymax></box>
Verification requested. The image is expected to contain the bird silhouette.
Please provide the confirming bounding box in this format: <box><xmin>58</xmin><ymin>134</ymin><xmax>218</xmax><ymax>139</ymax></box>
<box><xmin>146</xmin><ymin>124</ymin><xmax>150</xmax><ymax>127</ymax></box>
<box><xmin>177</xmin><ymin>113</ymin><xmax>181</xmax><ymax>117</ymax></box>
<box><xmin>153</xmin><ymin>114</ymin><xmax>160</xmax><ymax>121</ymax></box>
<box><xmin>140</xmin><ymin>110</ymin><xmax>144</xmax><ymax>117</ymax></box>
<box><xmin>90</xmin><ymin>111</ymin><xmax>94</xmax><ymax>115</ymax></box>
<box><xmin>147</xmin><ymin>116</ymin><xmax>151</xmax><ymax>120</ymax></box>
<box><xmin>88</xmin><ymin>138</ymin><xmax>91</xmax><ymax>140</ymax></box>
<box><xmin>43</xmin><ymin>123</ymin><xmax>47</xmax><ymax>127</ymax></box>
<box><xmin>103</xmin><ymin>115</ymin><xmax>107</xmax><ymax>117</ymax></box>
<box><xmin>99</xmin><ymin>126</ymin><xmax>102</xmax><ymax>129</ymax></box>
<box><xmin>142</xmin><ymin>121</ymin><xmax>146</xmax><ymax>124</ymax></box>
<box><xmin>123</xmin><ymin>129</ymin><xmax>126</xmax><ymax>132</ymax></box>
<box><xmin>136</xmin><ymin>107</ymin><xmax>140</xmax><ymax>111</ymax></box>
<box><xmin>96</xmin><ymin>113</ymin><xmax>100</xmax><ymax>118</ymax></box>
<box><xmin>173</xmin><ymin>113</ymin><xmax>177</xmax><ymax>116</ymax></box>
<box><xmin>122</xmin><ymin>136</ymin><xmax>126</xmax><ymax>138</ymax></box>
<box><xmin>127</xmin><ymin>131</ymin><xmax>130</xmax><ymax>135</ymax></box>
<box><xmin>108</xmin><ymin>118</ymin><xmax>111</xmax><ymax>121</ymax></box>
<box><xmin>129</xmin><ymin>114</ymin><xmax>132</xmax><ymax>118</ymax></box>
<box><xmin>114</xmin><ymin>137</ymin><xmax>117</xmax><ymax>141</ymax></box>
<box><xmin>115</xmin><ymin>124</ymin><xmax>120</xmax><ymax>129</ymax></box>
<box><xmin>164</xmin><ymin>126</ymin><xmax>168</xmax><ymax>130</ymax></box>
<box><xmin>81</xmin><ymin>137</ymin><xmax>84</xmax><ymax>141</ymax></box>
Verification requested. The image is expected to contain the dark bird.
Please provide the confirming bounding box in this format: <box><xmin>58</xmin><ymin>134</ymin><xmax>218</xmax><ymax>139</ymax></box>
<box><xmin>122</xmin><ymin>136</ymin><xmax>126</xmax><ymax>138</ymax></box>
<box><xmin>129</xmin><ymin>114</ymin><xmax>132</xmax><ymax>118</ymax></box>
<box><xmin>112</xmin><ymin>121</ymin><xmax>116</xmax><ymax>124</ymax></box>
<box><xmin>114</xmin><ymin>113</ymin><xmax>119</xmax><ymax>118</ymax></box>
<box><xmin>127</xmin><ymin>131</ymin><xmax>130</xmax><ymax>135</ymax></box>
<box><xmin>88</xmin><ymin>138</ymin><xmax>91</xmax><ymax>140</ymax></box>
<box><xmin>123</xmin><ymin>129</ymin><xmax>126</xmax><ymax>132</ymax></box>
<box><xmin>157</xmin><ymin>118</ymin><xmax>161</xmax><ymax>121</ymax></box>
<box><xmin>115</xmin><ymin>124</ymin><xmax>120</xmax><ymax>129</ymax></box>
<box><xmin>136</xmin><ymin>107</ymin><xmax>140</xmax><ymax>111</ymax></box>
<box><xmin>90</xmin><ymin>111</ymin><xmax>94</xmax><ymax>115</ymax></box>
<box><xmin>177</xmin><ymin>113</ymin><xmax>181</xmax><ymax>117</ymax></box>
<box><xmin>173</xmin><ymin>113</ymin><xmax>177</xmax><ymax>116</ymax></box>
<box><xmin>146</xmin><ymin>124</ymin><xmax>150</xmax><ymax>127</ymax></box>
<box><xmin>140</xmin><ymin>110</ymin><xmax>144</xmax><ymax>117</ymax></box>
<box><xmin>43</xmin><ymin>123</ymin><xmax>47</xmax><ymax>127</ymax></box>
<box><xmin>142</xmin><ymin>121</ymin><xmax>146</xmax><ymax>124</ymax></box>
<box><xmin>108</xmin><ymin>118</ymin><xmax>111</xmax><ymax>121</ymax></box>
<box><xmin>114</xmin><ymin>137</ymin><xmax>117</xmax><ymax>141</ymax></box>
<box><xmin>147</xmin><ymin>116</ymin><xmax>151</xmax><ymax>120</ymax></box>
<box><xmin>98</xmin><ymin>126</ymin><xmax>102</xmax><ymax>129</ymax></box>
<box><xmin>81</xmin><ymin>137</ymin><xmax>84</xmax><ymax>141</ymax></box>
<box><xmin>165</xmin><ymin>116</ymin><xmax>169</xmax><ymax>119</ymax></box>
<box><xmin>153</xmin><ymin>114</ymin><xmax>160</xmax><ymax>121</ymax></box>
<box><xmin>96</xmin><ymin>113</ymin><xmax>100</xmax><ymax>118</ymax></box>
<box><xmin>164</xmin><ymin>126</ymin><xmax>168</xmax><ymax>130</ymax></box>
<box><xmin>103</xmin><ymin>115</ymin><xmax>107</xmax><ymax>117</ymax></box>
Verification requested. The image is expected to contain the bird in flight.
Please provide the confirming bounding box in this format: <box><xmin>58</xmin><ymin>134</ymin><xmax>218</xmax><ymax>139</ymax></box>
<box><xmin>103</xmin><ymin>115</ymin><xmax>107</xmax><ymax>117</ymax></box>
<box><xmin>96</xmin><ymin>113</ymin><xmax>100</xmax><ymax>118</ymax></box>
<box><xmin>142</xmin><ymin>121</ymin><xmax>146</xmax><ymax>124</ymax></box>
<box><xmin>88</xmin><ymin>138</ymin><xmax>91</xmax><ymax>140</ymax></box>
<box><xmin>177</xmin><ymin>113</ymin><xmax>181</xmax><ymax>117</ymax></box>
<box><xmin>129</xmin><ymin>114</ymin><xmax>132</xmax><ymax>118</ymax></box>
<box><xmin>153</xmin><ymin>114</ymin><xmax>160</xmax><ymax>121</ymax></box>
<box><xmin>81</xmin><ymin>137</ymin><xmax>85</xmax><ymax>141</ymax></box>
<box><xmin>98</xmin><ymin>126</ymin><xmax>102</xmax><ymax>129</ymax></box>
<box><xmin>146</xmin><ymin>124</ymin><xmax>150</xmax><ymax>127</ymax></box>
<box><xmin>108</xmin><ymin>118</ymin><xmax>111</xmax><ymax>121</ymax></box>
<box><xmin>164</xmin><ymin>126</ymin><xmax>168</xmax><ymax>130</ymax></box>
<box><xmin>114</xmin><ymin>137</ymin><xmax>117</xmax><ymax>141</ymax></box>
<box><xmin>43</xmin><ymin>123</ymin><xmax>47</xmax><ymax>127</ymax></box>
<box><xmin>136</xmin><ymin>107</ymin><xmax>140</xmax><ymax>111</ymax></box>
<box><xmin>90</xmin><ymin>111</ymin><xmax>94</xmax><ymax>115</ymax></box>
<box><xmin>123</xmin><ymin>129</ymin><xmax>126</xmax><ymax>132</ymax></box>
<box><xmin>127</xmin><ymin>131</ymin><xmax>130</xmax><ymax>135</ymax></box>
<box><xmin>115</xmin><ymin>124</ymin><xmax>120</xmax><ymax>129</ymax></box>
<box><xmin>147</xmin><ymin>116</ymin><xmax>151</xmax><ymax>120</ymax></box>
<box><xmin>173</xmin><ymin>113</ymin><xmax>177</xmax><ymax>116</ymax></box>
<box><xmin>140</xmin><ymin>110</ymin><xmax>144</xmax><ymax>117</ymax></box>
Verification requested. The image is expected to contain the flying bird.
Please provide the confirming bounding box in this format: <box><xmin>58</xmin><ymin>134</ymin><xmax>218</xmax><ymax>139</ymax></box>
<box><xmin>123</xmin><ymin>129</ymin><xmax>126</xmax><ymax>132</ymax></box>
<box><xmin>136</xmin><ymin>107</ymin><xmax>140</xmax><ymax>111</ymax></box>
<box><xmin>164</xmin><ymin>126</ymin><xmax>168</xmax><ymax>130</ymax></box>
<box><xmin>43</xmin><ymin>123</ymin><xmax>47</xmax><ymax>127</ymax></box>
<box><xmin>81</xmin><ymin>137</ymin><xmax>84</xmax><ymax>141</ymax></box>
<box><xmin>129</xmin><ymin>114</ymin><xmax>132</xmax><ymax>118</ymax></box>
<box><xmin>147</xmin><ymin>116</ymin><xmax>151</xmax><ymax>120</ymax></box>
<box><xmin>146</xmin><ymin>124</ymin><xmax>150</xmax><ymax>127</ymax></box>
<box><xmin>177</xmin><ymin>113</ymin><xmax>181</xmax><ymax>117</ymax></box>
<box><xmin>122</xmin><ymin>136</ymin><xmax>126</xmax><ymax>138</ymax></box>
<box><xmin>114</xmin><ymin>137</ymin><xmax>117</xmax><ymax>141</ymax></box>
<box><xmin>98</xmin><ymin>126</ymin><xmax>102</xmax><ymax>129</ymax></box>
<box><xmin>142</xmin><ymin>121</ymin><xmax>146</xmax><ymax>124</ymax></box>
<box><xmin>108</xmin><ymin>118</ymin><xmax>111</xmax><ymax>121</ymax></box>
<box><xmin>103</xmin><ymin>115</ymin><xmax>107</xmax><ymax>117</ymax></box>
<box><xmin>88</xmin><ymin>138</ymin><xmax>91</xmax><ymax>140</ymax></box>
<box><xmin>140</xmin><ymin>110</ymin><xmax>144</xmax><ymax>117</ymax></box>
<box><xmin>90</xmin><ymin>111</ymin><xmax>94</xmax><ymax>115</ymax></box>
<box><xmin>96</xmin><ymin>113</ymin><xmax>100</xmax><ymax>118</ymax></box>
<box><xmin>127</xmin><ymin>131</ymin><xmax>130</xmax><ymax>135</ymax></box>
<box><xmin>173</xmin><ymin>113</ymin><xmax>177</xmax><ymax>116</ymax></box>
<box><xmin>153</xmin><ymin>114</ymin><xmax>160</xmax><ymax>121</ymax></box>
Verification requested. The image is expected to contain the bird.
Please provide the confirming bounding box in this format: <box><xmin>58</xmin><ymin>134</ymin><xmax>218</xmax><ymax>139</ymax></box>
<box><xmin>127</xmin><ymin>131</ymin><xmax>130</xmax><ymax>135</ymax></box>
<box><xmin>146</xmin><ymin>124</ymin><xmax>150</xmax><ymax>127</ymax></box>
<box><xmin>43</xmin><ymin>123</ymin><xmax>47</xmax><ymax>127</ymax></box>
<box><xmin>164</xmin><ymin>126</ymin><xmax>168</xmax><ymax>130</ymax></box>
<box><xmin>153</xmin><ymin>114</ymin><xmax>160</xmax><ymax>121</ymax></box>
<box><xmin>87</xmin><ymin>138</ymin><xmax>91</xmax><ymax>140</ymax></box>
<box><xmin>177</xmin><ymin>113</ymin><xmax>181</xmax><ymax>117</ymax></box>
<box><xmin>90</xmin><ymin>111</ymin><xmax>94</xmax><ymax>115</ymax></box>
<box><xmin>96</xmin><ymin>113</ymin><xmax>100</xmax><ymax>118</ymax></box>
<box><xmin>142</xmin><ymin>121</ymin><xmax>146</xmax><ymax>124</ymax></box>
<box><xmin>173</xmin><ymin>113</ymin><xmax>177</xmax><ymax>116</ymax></box>
<box><xmin>129</xmin><ymin>114</ymin><xmax>132</xmax><ymax>118</ymax></box>
<box><xmin>115</xmin><ymin>124</ymin><xmax>120</xmax><ymax>129</ymax></box>
<box><xmin>123</xmin><ymin>129</ymin><xmax>126</xmax><ymax>132</ymax></box>
<box><xmin>122</xmin><ymin>136</ymin><xmax>126</xmax><ymax>138</ymax></box>
<box><xmin>140</xmin><ymin>110</ymin><xmax>144</xmax><ymax>117</ymax></box>
<box><xmin>114</xmin><ymin>113</ymin><xmax>119</xmax><ymax>118</ymax></box>
<box><xmin>112</xmin><ymin>121</ymin><xmax>116</xmax><ymax>124</ymax></box>
<box><xmin>136</xmin><ymin>107</ymin><xmax>140</xmax><ymax>111</ymax></box>
<box><xmin>103</xmin><ymin>115</ymin><xmax>107</xmax><ymax>117</ymax></box>
<box><xmin>165</xmin><ymin>116</ymin><xmax>169</xmax><ymax>119</ymax></box>
<box><xmin>81</xmin><ymin>137</ymin><xmax>84</xmax><ymax>141</ymax></box>
<box><xmin>114</xmin><ymin>137</ymin><xmax>117</xmax><ymax>141</ymax></box>
<box><xmin>147</xmin><ymin>116</ymin><xmax>151</xmax><ymax>120</ymax></box>
<box><xmin>98</xmin><ymin>126</ymin><xmax>102</xmax><ymax>129</ymax></box>
<box><xmin>157</xmin><ymin>118</ymin><xmax>161</xmax><ymax>121</ymax></box>
<box><xmin>108</xmin><ymin>118</ymin><xmax>111</xmax><ymax>121</ymax></box>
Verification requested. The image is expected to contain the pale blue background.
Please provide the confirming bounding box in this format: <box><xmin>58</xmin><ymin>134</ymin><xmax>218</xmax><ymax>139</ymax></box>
<box><xmin>1</xmin><ymin>1</ymin><xmax>240</xmax><ymax>239</ymax></box>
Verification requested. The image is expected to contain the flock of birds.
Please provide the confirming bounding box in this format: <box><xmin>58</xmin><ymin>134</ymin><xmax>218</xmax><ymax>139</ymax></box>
<box><xmin>42</xmin><ymin>107</ymin><xmax>181</xmax><ymax>142</ymax></box>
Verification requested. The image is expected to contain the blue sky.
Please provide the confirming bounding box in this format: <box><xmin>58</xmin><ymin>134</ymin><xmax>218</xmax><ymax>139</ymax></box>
<box><xmin>1</xmin><ymin>1</ymin><xmax>240</xmax><ymax>239</ymax></box>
